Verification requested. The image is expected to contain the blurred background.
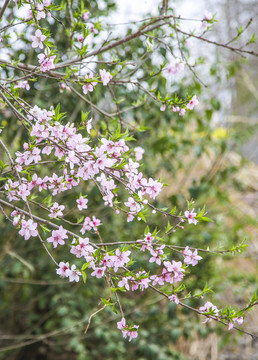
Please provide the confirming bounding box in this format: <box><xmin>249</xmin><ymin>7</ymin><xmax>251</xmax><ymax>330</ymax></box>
<box><xmin>0</xmin><ymin>0</ymin><xmax>257</xmax><ymax>359</ymax></box>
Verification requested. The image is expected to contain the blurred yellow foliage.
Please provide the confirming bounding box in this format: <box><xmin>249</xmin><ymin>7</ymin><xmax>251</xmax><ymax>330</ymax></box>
<box><xmin>212</xmin><ymin>127</ymin><xmax>229</xmax><ymax>139</ymax></box>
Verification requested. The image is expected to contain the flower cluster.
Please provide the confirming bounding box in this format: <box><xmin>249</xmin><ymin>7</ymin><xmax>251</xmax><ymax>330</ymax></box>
<box><xmin>82</xmin><ymin>72</ymin><xmax>97</xmax><ymax>94</ymax></box>
<box><xmin>117</xmin><ymin>318</ymin><xmax>139</xmax><ymax>342</ymax></box>
<box><xmin>7</xmin><ymin>104</ymin><xmax>163</xmax><ymax>223</ymax></box>
<box><xmin>199</xmin><ymin>301</ymin><xmax>219</xmax><ymax>323</ymax></box>
<box><xmin>182</xmin><ymin>246</ymin><xmax>202</xmax><ymax>266</ymax></box>
<box><xmin>38</xmin><ymin>52</ymin><xmax>56</xmax><ymax>72</ymax></box>
<box><xmin>56</xmin><ymin>262</ymin><xmax>81</xmax><ymax>282</ymax></box>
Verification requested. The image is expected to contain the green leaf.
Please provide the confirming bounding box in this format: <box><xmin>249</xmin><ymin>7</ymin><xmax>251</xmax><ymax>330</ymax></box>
<box><xmin>144</xmin><ymin>225</ymin><xmax>150</xmax><ymax>236</ymax></box>
<box><xmin>250</xmin><ymin>292</ymin><xmax>257</xmax><ymax>305</ymax></box>
<box><xmin>137</xmin><ymin>212</ymin><xmax>146</xmax><ymax>222</ymax></box>
<box><xmin>112</xmin><ymin>305</ymin><xmax>118</xmax><ymax>314</ymax></box>
<box><xmin>82</xmin><ymin>271</ymin><xmax>87</xmax><ymax>283</ymax></box>
<box><xmin>247</xmin><ymin>32</ymin><xmax>256</xmax><ymax>44</ymax></box>
<box><xmin>81</xmin><ymin>261</ymin><xmax>91</xmax><ymax>271</ymax></box>
<box><xmin>198</xmin><ymin>216</ymin><xmax>213</xmax><ymax>222</ymax></box>
<box><xmin>170</xmin><ymin>206</ymin><xmax>177</xmax><ymax>215</ymax></box>
<box><xmin>197</xmin><ymin>205</ymin><xmax>206</xmax><ymax>218</ymax></box>
<box><xmin>40</xmin><ymin>224</ymin><xmax>51</xmax><ymax>233</ymax></box>
<box><xmin>100</xmin><ymin>298</ymin><xmax>115</xmax><ymax>306</ymax></box>
<box><xmin>0</xmin><ymin>160</ymin><xmax>8</xmax><ymax>169</ymax></box>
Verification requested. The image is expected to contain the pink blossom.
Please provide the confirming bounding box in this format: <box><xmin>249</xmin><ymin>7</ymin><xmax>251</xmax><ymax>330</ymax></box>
<box><xmin>166</xmin><ymin>58</ymin><xmax>184</xmax><ymax>76</ymax></box>
<box><xmin>67</xmin><ymin>264</ymin><xmax>81</xmax><ymax>282</ymax></box>
<box><xmin>49</xmin><ymin>202</ymin><xmax>65</xmax><ymax>218</ymax></box>
<box><xmin>11</xmin><ymin>210</ymin><xmax>21</xmax><ymax>226</ymax></box>
<box><xmin>145</xmin><ymin>178</ymin><xmax>163</xmax><ymax>199</ymax></box>
<box><xmin>21</xmin><ymin>147</ymin><xmax>41</xmax><ymax>165</ymax></box>
<box><xmin>118</xmin><ymin>277</ymin><xmax>130</xmax><ymax>291</ymax></box>
<box><xmin>113</xmin><ymin>249</ymin><xmax>131</xmax><ymax>272</ymax></box>
<box><xmin>36</xmin><ymin>4</ymin><xmax>46</xmax><ymax>20</ymax></box>
<box><xmin>31</xmin><ymin>29</ymin><xmax>46</xmax><ymax>49</ymax></box>
<box><xmin>77</xmin><ymin>34</ymin><xmax>84</xmax><ymax>43</ymax></box>
<box><xmin>94</xmin><ymin>153</ymin><xmax>113</xmax><ymax>171</ymax></box>
<box><xmin>139</xmin><ymin>232</ymin><xmax>154</xmax><ymax>251</ymax></box>
<box><xmin>228</xmin><ymin>321</ymin><xmax>234</xmax><ymax>330</ymax></box>
<box><xmin>37</xmin><ymin>176</ymin><xmax>49</xmax><ymax>191</ymax></box>
<box><xmin>138</xmin><ymin>277</ymin><xmax>151</xmax><ymax>291</ymax></box>
<box><xmin>164</xmin><ymin>260</ymin><xmax>185</xmax><ymax>283</ymax></box>
<box><xmin>125</xmin><ymin>159</ymin><xmax>139</xmax><ymax>175</ymax></box>
<box><xmin>90</xmin><ymin>216</ymin><xmax>101</xmax><ymax>231</ymax></box>
<box><xmin>82</xmin><ymin>82</ymin><xmax>94</xmax><ymax>95</ymax></box>
<box><xmin>86</xmin><ymin>118</ymin><xmax>92</xmax><ymax>134</ymax></box>
<box><xmin>186</xmin><ymin>95</ymin><xmax>199</xmax><ymax>110</ymax></box>
<box><xmin>70</xmin><ymin>237</ymin><xmax>91</xmax><ymax>258</ymax></box>
<box><xmin>47</xmin><ymin>226</ymin><xmax>68</xmax><ymax>248</ymax></box>
<box><xmin>201</xmin><ymin>21</ymin><xmax>208</xmax><ymax>31</ymax></box>
<box><xmin>48</xmin><ymin>173</ymin><xmax>64</xmax><ymax>193</ymax></box>
<box><xmin>82</xmin><ymin>12</ymin><xmax>90</xmax><ymax>21</ymax></box>
<box><xmin>13</xmin><ymin>214</ymin><xmax>21</xmax><ymax>227</ymax></box>
<box><xmin>169</xmin><ymin>294</ymin><xmax>179</xmax><ymax>304</ymax></box>
<box><xmin>91</xmin><ymin>266</ymin><xmax>105</xmax><ymax>279</ymax></box>
<box><xmin>56</xmin><ymin>261</ymin><xmax>70</xmax><ymax>278</ymax></box>
<box><xmin>234</xmin><ymin>316</ymin><xmax>243</xmax><ymax>325</ymax></box>
<box><xmin>200</xmin><ymin>301</ymin><xmax>219</xmax><ymax>316</ymax></box>
<box><xmin>15</xmin><ymin>81</ymin><xmax>30</xmax><ymax>91</ymax></box>
<box><xmin>127</xmin><ymin>328</ymin><xmax>139</xmax><ymax>342</ymax></box>
<box><xmin>89</xmin><ymin>24</ymin><xmax>98</xmax><ymax>34</ymax></box>
<box><xmin>134</xmin><ymin>146</ymin><xmax>144</xmax><ymax>161</ymax></box>
<box><xmin>80</xmin><ymin>216</ymin><xmax>92</xmax><ymax>234</ymax></box>
<box><xmin>82</xmin><ymin>72</ymin><xmax>97</xmax><ymax>94</ymax></box>
<box><xmin>38</xmin><ymin>52</ymin><xmax>55</xmax><ymax>72</ymax></box>
<box><xmin>172</xmin><ymin>106</ymin><xmax>180</xmax><ymax>112</ymax></box>
<box><xmin>204</xmin><ymin>10</ymin><xmax>212</xmax><ymax>21</ymax></box>
<box><xmin>117</xmin><ymin>318</ymin><xmax>139</xmax><ymax>341</ymax></box>
<box><xmin>149</xmin><ymin>245</ymin><xmax>165</xmax><ymax>265</ymax></box>
<box><xmin>59</xmin><ymin>82</ymin><xmax>70</xmax><ymax>92</ymax></box>
<box><xmin>179</xmin><ymin>108</ymin><xmax>186</xmax><ymax>116</ymax></box>
<box><xmin>228</xmin><ymin>316</ymin><xmax>244</xmax><ymax>330</ymax></box>
<box><xmin>127</xmin><ymin>213</ymin><xmax>134</xmax><ymax>222</ymax></box>
<box><xmin>5</xmin><ymin>179</ymin><xmax>19</xmax><ymax>201</ymax></box>
<box><xmin>76</xmin><ymin>196</ymin><xmax>88</xmax><ymax>211</ymax></box>
<box><xmin>182</xmin><ymin>246</ymin><xmax>202</xmax><ymax>266</ymax></box>
<box><xmin>30</xmin><ymin>123</ymin><xmax>49</xmax><ymax>142</ymax></box>
<box><xmin>184</xmin><ymin>208</ymin><xmax>198</xmax><ymax>225</ymax></box>
<box><xmin>27</xmin><ymin>9</ymin><xmax>33</xmax><ymax>20</ymax></box>
<box><xmin>160</xmin><ymin>103</ymin><xmax>166</xmax><ymax>111</ymax></box>
<box><xmin>19</xmin><ymin>219</ymin><xmax>38</xmax><ymax>240</ymax></box>
<box><xmin>99</xmin><ymin>69</ymin><xmax>112</xmax><ymax>86</ymax></box>
<box><xmin>100</xmin><ymin>253</ymin><xmax>114</xmax><ymax>268</ymax></box>
<box><xmin>18</xmin><ymin>184</ymin><xmax>30</xmax><ymax>201</ymax></box>
<box><xmin>117</xmin><ymin>317</ymin><xmax>126</xmax><ymax>330</ymax></box>
<box><xmin>199</xmin><ymin>301</ymin><xmax>219</xmax><ymax>323</ymax></box>
<box><xmin>124</xmin><ymin>197</ymin><xmax>142</xmax><ymax>214</ymax></box>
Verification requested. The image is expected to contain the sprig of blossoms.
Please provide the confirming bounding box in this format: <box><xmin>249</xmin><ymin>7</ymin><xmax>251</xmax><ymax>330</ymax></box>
<box><xmin>38</xmin><ymin>51</ymin><xmax>55</xmax><ymax>72</ymax></box>
<box><xmin>182</xmin><ymin>246</ymin><xmax>202</xmax><ymax>266</ymax></box>
<box><xmin>117</xmin><ymin>318</ymin><xmax>139</xmax><ymax>341</ymax></box>
<box><xmin>99</xmin><ymin>69</ymin><xmax>112</xmax><ymax>86</ymax></box>
<box><xmin>18</xmin><ymin>219</ymin><xmax>38</xmax><ymax>240</ymax></box>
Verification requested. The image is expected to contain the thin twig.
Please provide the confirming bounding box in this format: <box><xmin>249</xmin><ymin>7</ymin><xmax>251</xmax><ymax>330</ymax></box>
<box><xmin>84</xmin><ymin>303</ymin><xmax>107</xmax><ymax>334</ymax></box>
<box><xmin>0</xmin><ymin>0</ymin><xmax>10</xmax><ymax>20</ymax></box>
